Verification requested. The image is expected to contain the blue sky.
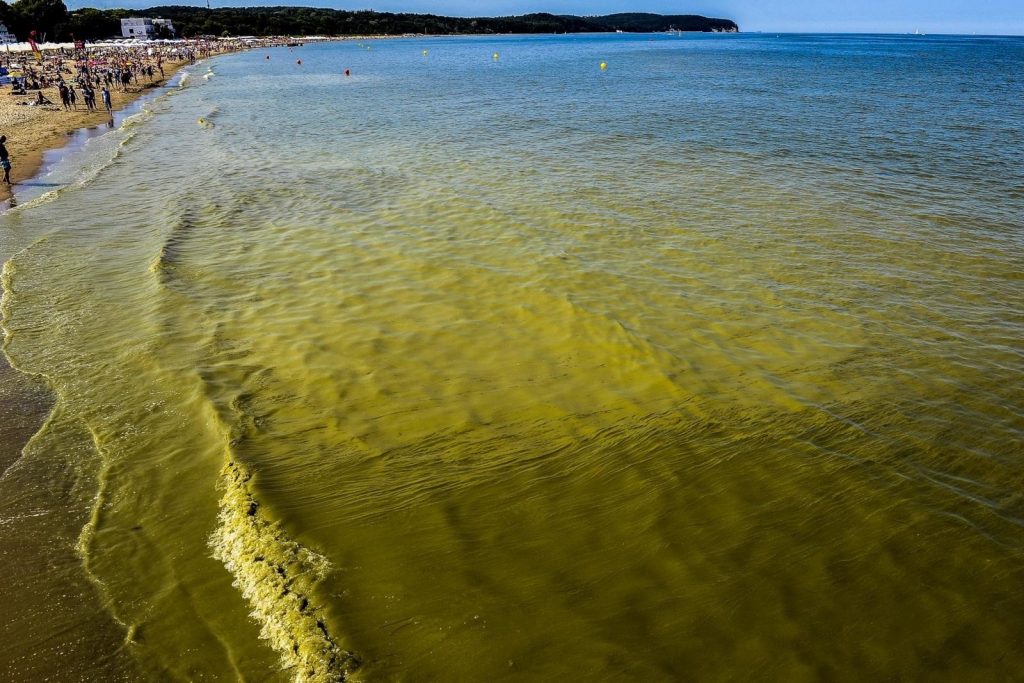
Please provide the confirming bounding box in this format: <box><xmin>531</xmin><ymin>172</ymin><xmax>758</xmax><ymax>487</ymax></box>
<box><xmin>66</xmin><ymin>0</ymin><xmax>1024</xmax><ymax>35</ymax></box>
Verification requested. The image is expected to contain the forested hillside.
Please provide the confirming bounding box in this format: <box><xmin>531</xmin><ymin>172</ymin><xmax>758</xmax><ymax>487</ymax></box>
<box><xmin>0</xmin><ymin>2</ymin><xmax>738</xmax><ymax>42</ymax></box>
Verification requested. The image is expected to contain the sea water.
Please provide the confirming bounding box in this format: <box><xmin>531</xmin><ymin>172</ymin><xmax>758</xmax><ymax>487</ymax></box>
<box><xmin>1</xmin><ymin>33</ymin><xmax>1022</xmax><ymax>681</ymax></box>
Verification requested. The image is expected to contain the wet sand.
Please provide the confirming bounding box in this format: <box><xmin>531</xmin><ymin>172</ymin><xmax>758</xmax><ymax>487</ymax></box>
<box><xmin>0</xmin><ymin>332</ymin><xmax>143</xmax><ymax>682</ymax></box>
<box><xmin>0</xmin><ymin>355</ymin><xmax>49</xmax><ymax>475</ymax></box>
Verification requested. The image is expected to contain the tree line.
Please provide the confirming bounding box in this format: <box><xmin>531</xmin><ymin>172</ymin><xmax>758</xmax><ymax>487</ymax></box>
<box><xmin>0</xmin><ymin>2</ymin><xmax>738</xmax><ymax>42</ymax></box>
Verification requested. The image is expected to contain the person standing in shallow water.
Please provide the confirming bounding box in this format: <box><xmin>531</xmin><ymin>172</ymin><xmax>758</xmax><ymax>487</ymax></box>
<box><xmin>102</xmin><ymin>86</ymin><xmax>112</xmax><ymax>115</ymax></box>
<box><xmin>0</xmin><ymin>136</ymin><xmax>11</xmax><ymax>185</ymax></box>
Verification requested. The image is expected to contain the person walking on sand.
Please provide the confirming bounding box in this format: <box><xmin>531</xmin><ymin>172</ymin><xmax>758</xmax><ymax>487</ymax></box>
<box><xmin>59</xmin><ymin>83</ymin><xmax>71</xmax><ymax>111</ymax></box>
<box><xmin>0</xmin><ymin>136</ymin><xmax>11</xmax><ymax>185</ymax></box>
<box><xmin>102</xmin><ymin>86</ymin><xmax>112</xmax><ymax>114</ymax></box>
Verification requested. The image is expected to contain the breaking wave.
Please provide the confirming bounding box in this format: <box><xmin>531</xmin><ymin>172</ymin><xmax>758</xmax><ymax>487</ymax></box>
<box><xmin>210</xmin><ymin>459</ymin><xmax>360</xmax><ymax>682</ymax></box>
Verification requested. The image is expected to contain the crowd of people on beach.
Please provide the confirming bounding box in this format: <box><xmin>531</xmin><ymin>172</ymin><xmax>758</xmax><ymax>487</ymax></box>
<box><xmin>3</xmin><ymin>38</ymin><xmax>269</xmax><ymax>113</ymax></box>
<box><xmin>4</xmin><ymin>43</ymin><xmax>202</xmax><ymax>112</ymax></box>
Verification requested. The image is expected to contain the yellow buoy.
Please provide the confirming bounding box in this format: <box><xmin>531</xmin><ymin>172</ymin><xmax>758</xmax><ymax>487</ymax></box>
<box><xmin>600</xmin><ymin>62</ymin><xmax>608</xmax><ymax>71</ymax></box>
<box><xmin>492</xmin><ymin>52</ymin><xmax>499</xmax><ymax>61</ymax></box>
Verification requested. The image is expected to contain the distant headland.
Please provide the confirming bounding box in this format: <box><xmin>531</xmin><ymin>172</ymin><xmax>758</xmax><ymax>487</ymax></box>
<box><xmin>50</xmin><ymin>8</ymin><xmax>738</xmax><ymax>41</ymax></box>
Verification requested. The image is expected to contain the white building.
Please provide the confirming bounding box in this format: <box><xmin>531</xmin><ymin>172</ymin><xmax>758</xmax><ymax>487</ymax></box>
<box><xmin>121</xmin><ymin>18</ymin><xmax>152</xmax><ymax>38</ymax></box>
<box><xmin>0</xmin><ymin>22</ymin><xmax>17</xmax><ymax>44</ymax></box>
<box><xmin>121</xmin><ymin>18</ymin><xmax>175</xmax><ymax>39</ymax></box>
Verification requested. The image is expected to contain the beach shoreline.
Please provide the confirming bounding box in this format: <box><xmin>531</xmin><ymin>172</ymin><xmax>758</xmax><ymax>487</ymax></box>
<box><xmin>0</xmin><ymin>58</ymin><xmax>195</xmax><ymax>202</ymax></box>
<box><xmin>0</xmin><ymin>46</ymin><xmax>211</xmax><ymax>473</ymax></box>
<box><xmin>0</xmin><ymin>36</ymin><xmax>405</xmax><ymax>204</ymax></box>
<box><xmin>0</xmin><ymin>45</ymin><xmax>220</xmax><ymax>476</ymax></box>
<box><xmin>0</xmin><ymin>35</ymin><xmax>302</xmax><ymax>204</ymax></box>
<box><xmin>0</xmin><ymin>35</ymin><xmax>374</xmax><ymax>467</ymax></box>
<box><xmin>1</xmin><ymin>60</ymin><xmax>192</xmax><ymax>188</ymax></box>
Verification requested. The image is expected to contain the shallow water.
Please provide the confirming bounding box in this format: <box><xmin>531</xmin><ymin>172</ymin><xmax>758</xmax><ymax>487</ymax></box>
<box><xmin>1</xmin><ymin>33</ymin><xmax>1023</xmax><ymax>681</ymax></box>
